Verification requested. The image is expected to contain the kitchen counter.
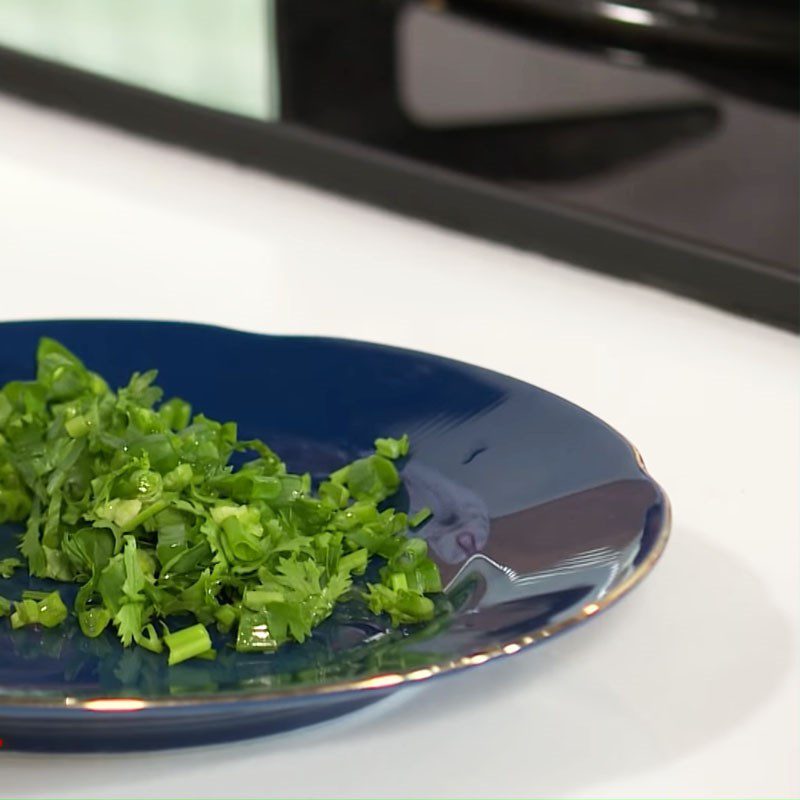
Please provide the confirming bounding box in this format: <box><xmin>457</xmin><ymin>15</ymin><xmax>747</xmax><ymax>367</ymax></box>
<box><xmin>0</xmin><ymin>93</ymin><xmax>797</xmax><ymax>799</ymax></box>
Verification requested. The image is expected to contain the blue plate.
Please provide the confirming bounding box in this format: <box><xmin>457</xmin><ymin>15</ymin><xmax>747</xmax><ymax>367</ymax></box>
<box><xmin>0</xmin><ymin>320</ymin><xmax>670</xmax><ymax>751</ymax></box>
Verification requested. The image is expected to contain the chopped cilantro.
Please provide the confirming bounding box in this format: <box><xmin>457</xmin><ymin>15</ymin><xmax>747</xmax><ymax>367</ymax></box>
<box><xmin>0</xmin><ymin>339</ymin><xmax>440</xmax><ymax>662</ymax></box>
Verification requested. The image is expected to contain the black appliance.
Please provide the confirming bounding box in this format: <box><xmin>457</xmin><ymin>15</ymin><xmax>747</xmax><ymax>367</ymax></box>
<box><xmin>0</xmin><ymin>0</ymin><xmax>797</xmax><ymax>328</ymax></box>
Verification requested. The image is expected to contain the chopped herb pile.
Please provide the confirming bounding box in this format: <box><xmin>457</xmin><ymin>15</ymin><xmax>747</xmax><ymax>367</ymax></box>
<box><xmin>0</xmin><ymin>339</ymin><xmax>439</xmax><ymax>664</ymax></box>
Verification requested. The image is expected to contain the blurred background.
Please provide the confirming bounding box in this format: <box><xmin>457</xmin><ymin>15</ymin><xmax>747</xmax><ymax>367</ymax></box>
<box><xmin>0</xmin><ymin>0</ymin><xmax>797</xmax><ymax>327</ymax></box>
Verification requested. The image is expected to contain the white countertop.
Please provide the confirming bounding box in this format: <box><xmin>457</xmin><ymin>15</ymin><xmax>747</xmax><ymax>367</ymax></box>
<box><xmin>0</xmin><ymin>94</ymin><xmax>797</xmax><ymax>800</ymax></box>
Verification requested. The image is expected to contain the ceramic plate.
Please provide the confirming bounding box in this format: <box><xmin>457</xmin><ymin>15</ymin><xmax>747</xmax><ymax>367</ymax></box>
<box><xmin>0</xmin><ymin>320</ymin><xmax>670</xmax><ymax>751</ymax></box>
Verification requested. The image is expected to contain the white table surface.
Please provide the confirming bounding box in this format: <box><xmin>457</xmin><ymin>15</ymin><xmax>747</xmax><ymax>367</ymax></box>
<box><xmin>0</xmin><ymin>94</ymin><xmax>797</xmax><ymax>800</ymax></box>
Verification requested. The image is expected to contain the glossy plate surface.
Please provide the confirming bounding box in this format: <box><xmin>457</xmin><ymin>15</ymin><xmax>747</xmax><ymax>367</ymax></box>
<box><xmin>0</xmin><ymin>320</ymin><xmax>669</xmax><ymax>751</ymax></box>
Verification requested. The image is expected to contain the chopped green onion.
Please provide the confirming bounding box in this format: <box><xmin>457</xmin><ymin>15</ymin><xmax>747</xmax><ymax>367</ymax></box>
<box><xmin>78</xmin><ymin>607</ymin><xmax>112</xmax><ymax>638</ymax></box>
<box><xmin>389</xmin><ymin>571</ymin><xmax>409</xmax><ymax>591</ymax></box>
<box><xmin>38</xmin><ymin>591</ymin><xmax>69</xmax><ymax>627</ymax></box>
<box><xmin>10</xmin><ymin>590</ymin><xmax>67</xmax><ymax>629</ymax></box>
<box><xmin>409</xmin><ymin>506</ymin><xmax>433</xmax><ymax>528</ymax></box>
<box><xmin>164</xmin><ymin>623</ymin><xmax>213</xmax><ymax>666</ymax></box>
<box><xmin>65</xmin><ymin>414</ymin><xmax>91</xmax><ymax>438</ymax></box>
<box><xmin>339</xmin><ymin>548</ymin><xmax>368</xmax><ymax>576</ymax></box>
<box><xmin>0</xmin><ymin>557</ymin><xmax>22</xmax><ymax>579</ymax></box>
<box><xmin>214</xmin><ymin>604</ymin><xmax>240</xmax><ymax>634</ymax></box>
<box><xmin>235</xmin><ymin>609</ymin><xmax>278</xmax><ymax>653</ymax></box>
<box><xmin>243</xmin><ymin>589</ymin><xmax>285</xmax><ymax>610</ymax></box>
<box><xmin>318</xmin><ymin>480</ymin><xmax>349</xmax><ymax>509</ymax></box>
<box><xmin>374</xmin><ymin>434</ymin><xmax>410</xmax><ymax>460</ymax></box>
<box><xmin>0</xmin><ymin>338</ymin><xmax>442</xmax><ymax>663</ymax></box>
<box><xmin>389</xmin><ymin>537</ymin><xmax>428</xmax><ymax>571</ymax></box>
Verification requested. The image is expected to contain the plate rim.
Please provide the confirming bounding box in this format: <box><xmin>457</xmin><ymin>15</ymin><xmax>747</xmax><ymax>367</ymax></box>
<box><xmin>0</xmin><ymin>318</ymin><xmax>672</xmax><ymax>713</ymax></box>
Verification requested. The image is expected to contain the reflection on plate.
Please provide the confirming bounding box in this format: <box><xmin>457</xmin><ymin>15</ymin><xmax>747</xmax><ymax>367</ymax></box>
<box><xmin>0</xmin><ymin>320</ymin><xmax>669</xmax><ymax>751</ymax></box>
